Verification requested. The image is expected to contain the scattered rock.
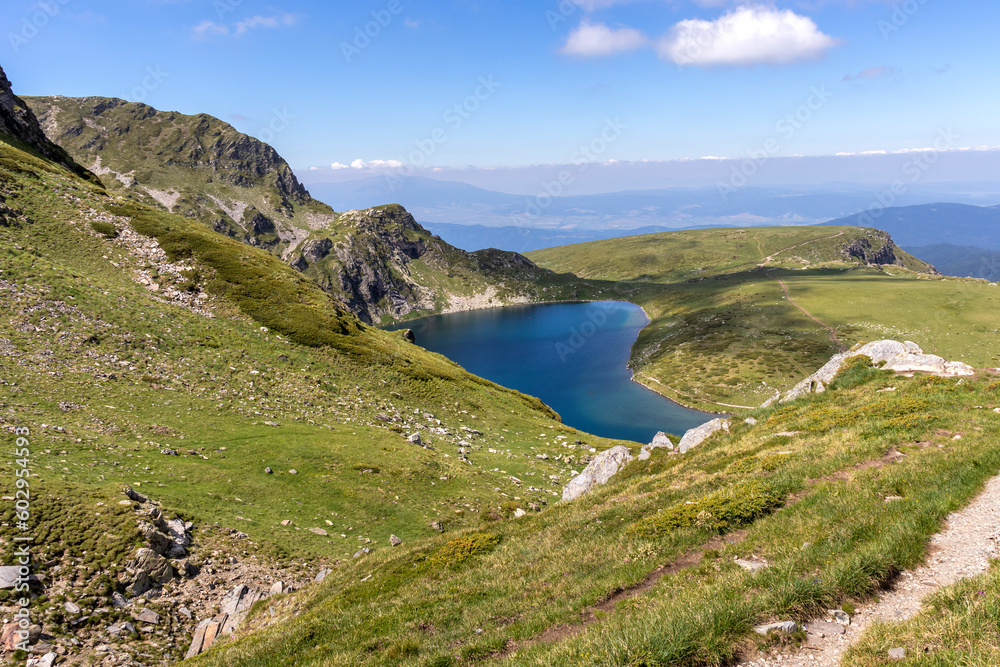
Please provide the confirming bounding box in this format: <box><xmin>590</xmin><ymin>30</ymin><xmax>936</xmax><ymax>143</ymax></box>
<box><xmin>885</xmin><ymin>495</ymin><xmax>905</xmax><ymax>502</ymax></box>
<box><xmin>124</xmin><ymin>547</ymin><xmax>174</xmax><ymax>596</ymax></box>
<box><xmin>315</xmin><ymin>568</ymin><xmax>331</xmax><ymax>582</ymax></box>
<box><xmin>63</xmin><ymin>601</ymin><xmax>81</xmax><ymax>614</ymax></box>
<box><xmin>110</xmin><ymin>592</ymin><xmax>127</xmax><ymax>608</ymax></box>
<box><xmin>0</xmin><ymin>565</ymin><xmax>41</xmax><ymax>589</ymax></box>
<box><xmin>678</xmin><ymin>418</ymin><xmax>731</xmax><ymax>454</ymax></box>
<box><xmin>309</xmin><ymin>528</ymin><xmax>328</xmax><ymax>536</ymax></box>
<box><xmin>561</xmin><ymin>445</ymin><xmax>634</xmax><ymax>502</ymax></box>
<box><xmin>269</xmin><ymin>581</ymin><xmax>284</xmax><ymax>595</ymax></box>
<box><xmin>288</xmin><ymin>469</ymin><xmax>298</xmax><ymax>475</ymax></box>
<box><xmin>132</xmin><ymin>608</ymin><xmax>161</xmax><ymax>625</ymax></box>
<box><xmin>430</xmin><ymin>521</ymin><xmax>444</xmax><ymax>533</ymax></box>
<box><xmin>26</xmin><ymin>653</ymin><xmax>56</xmax><ymax>667</ymax></box>
<box><xmin>888</xmin><ymin>647</ymin><xmax>906</xmax><ymax>660</ymax></box>
<box><xmin>735</xmin><ymin>559</ymin><xmax>768</xmax><ymax>573</ymax></box>
<box><xmin>830</xmin><ymin>609</ymin><xmax>851</xmax><ymax>625</ymax></box>
<box><xmin>513</xmin><ymin>508</ymin><xmax>527</xmax><ymax>518</ymax></box>
<box><xmin>639</xmin><ymin>431</ymin><xmax>674</xmax><ymax>460</ymax></box>
<box><xmin>353</xmin><ymin>548</ymin><xmax>371</xmax><ymax>559</ymax></box>
<box><xmin>390</xmin><ymin>534</ymin><xmax>403</xmax><ymax>547</ymax></box>
<box><xmin>161</xmin><ymin>448</ymin><xmax>178</xmax><ymax>456</ymax></box>
<box><xmin>407</xmin><ymin>433</ymin><xmax>422</xmax><ymax>446</ymax></box>
<box><xmin>280</xmin><ymin>519</ymin><xmax>292</xmax><ymax>526</ymax></box>
<box><xmin>754</xmin><ymin>621</ymin><xmax>798</xmax><ymax>635</ymax></box>
<box><xmin>179</xmin><ymin>606</ymin><xmax>193</xmax><ymax>619</ymax></box>
<box><xmin>124</xmin><ymin>485</ymin><xmax>149</xmax><ymax>504</ymax></box>
<box><xmin>2</xmin><ymin>622</ymin><xmax>40</xmax><ymax>649</ymax></box>
<box><xmin>744</xmin><ymin>417</ymin><xmax>758</xmax><ymax>426</ymax></box>
<box><xmin>265</xmin><ymin>467</ymin><xmax>273</xmax><ymax>474</ymax></box>
<box><xmin>264</xmin><ymin>421</ymin><xmax>279</xmax><ymax>427</ymax></box>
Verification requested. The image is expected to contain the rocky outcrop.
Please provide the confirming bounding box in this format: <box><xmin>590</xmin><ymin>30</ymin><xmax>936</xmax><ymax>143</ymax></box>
<box><xmin>639</xmin><ymin>431</ymin><xmax>674</xmax><ymax>460</ymax></box>
<box><xmin>561</xmin><ymin>445</ymin><xmax>634</xmax><ymax>502</ymax></box>
<box><xmin>781</xmin><ymin>340</ymin><xmax>975</xmax><ymax>403</ymax></box>
<box><xmin>841</xmin><ymin>230</ymin><xmax>899</xmax><ymax>266</ymax></box>
<box><xmin>0</xmin><ymin>66</ymin><xmax>95</xmax><ymax>181</ymax></box>
<box><xmin>678</xmin><ymin>418</ymin><xmax>731</xmax><ymax>454</ymax></box>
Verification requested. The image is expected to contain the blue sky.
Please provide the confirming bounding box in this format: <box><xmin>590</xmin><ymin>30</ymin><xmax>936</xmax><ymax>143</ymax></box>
<box><xmin>3</xmin><ymin>0</ymin><xmax>998</xmax><ymax>190</ymax></box>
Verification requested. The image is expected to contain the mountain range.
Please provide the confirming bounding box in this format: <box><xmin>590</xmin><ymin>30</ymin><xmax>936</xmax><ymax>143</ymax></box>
<box><xmin>4</xmin><ymin>62</ymin><xmax>1000</xmax><ymax>667</ymax></box>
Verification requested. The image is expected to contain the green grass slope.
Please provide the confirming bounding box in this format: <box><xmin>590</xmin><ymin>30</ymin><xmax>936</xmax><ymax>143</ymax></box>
<box><xmin>189</xmin><ymin>354</ymin><xmax>1000</xmax><ymax>666</ymax></box>
<box><xmin>528</xmin><ymin>227</ymin><xmax>1000</xmax><ymax>411</ymax></box>
<box><xmin>527</xmin><ymin>226</ymin><xmax>935</xmax><ymax>283</ymax></box>
<box><xmin>0</xmin><ymin>132</ymin><xmax>638</xmax><ymax>664</ymax></box>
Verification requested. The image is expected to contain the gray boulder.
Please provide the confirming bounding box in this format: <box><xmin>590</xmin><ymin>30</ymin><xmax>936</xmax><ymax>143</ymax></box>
<box><xmin>124</xmin><ymin>547</ymin><xmax>174</xmax><ymax>596</ymax></box>
<box><xmin>639</xmin><ymin>432</ymin><xmax>673</xmax><ymax>461</ymax></box>
<box><xmin>561</xmin><ymin>445</ymin><xmax>634</xmax><ymax>502</ymax></box>
<box><xmin>678</xmin><ymin>418</ymin><xmax>731</xmax><ymax>454</ymax></box>
<box><xmin>781</xmin><ymin>340</ymin><xmax>975</xmax><ymax>403</ymax></box>
<box><xmin>755</xmin><ymin>621</ymin><xmax>798</xmax><ymax>635</ymax></box>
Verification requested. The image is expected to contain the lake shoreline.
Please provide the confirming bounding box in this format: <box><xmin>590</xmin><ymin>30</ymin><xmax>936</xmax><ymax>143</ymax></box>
<box><xmin>384</xmin><ymin>300</ymin><xmax>714</xmax><ymax>442</ymax></box>
<box><xmin>384</xmin><ymin>297</ymin><xmax>738</xmax><ymax>418</ymax></box>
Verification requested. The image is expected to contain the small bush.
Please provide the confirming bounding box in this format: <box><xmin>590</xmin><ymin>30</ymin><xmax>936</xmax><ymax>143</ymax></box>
<box><xmin>90</xmin><ymin>221</ymin><xmax>118</xmax><ymax>238</ymax></box>
<box><xmin>430</xmin><ymin>532</ymin><xmax>501</xmax><ymax>567</ymax></box>
<box><xmin>627</xmin><ymin>481</ymin><xmax>784</xmax><ymax>538</ymax></box>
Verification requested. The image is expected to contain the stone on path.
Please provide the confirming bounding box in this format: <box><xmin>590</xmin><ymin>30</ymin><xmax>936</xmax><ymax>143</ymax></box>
<box><xmin>754</xmin><ymin>621</ymin><xmax>798</xmax><ymax>635</ymax></box>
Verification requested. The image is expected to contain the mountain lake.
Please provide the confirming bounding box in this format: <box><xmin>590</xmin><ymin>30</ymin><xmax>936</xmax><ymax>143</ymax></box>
<box><xmin>388</xmin><ymin>301</ymin><xmax>714</xmax><ymax>443</ymax></box>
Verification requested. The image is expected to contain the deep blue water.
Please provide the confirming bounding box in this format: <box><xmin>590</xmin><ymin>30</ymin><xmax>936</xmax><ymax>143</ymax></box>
<box><xmin>388</xmin><ymin>301</ymin><xmax>712</xmax><ymax>443</ymax></box>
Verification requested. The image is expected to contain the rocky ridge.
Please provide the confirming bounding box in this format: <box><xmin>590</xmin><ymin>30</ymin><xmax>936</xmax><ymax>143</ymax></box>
<box><xmin>23</xmin><ymin>95</ymin><xmax>565</xmax><ymax>324</ymax></box>
<box><xmin>0</xmin><ymin>67</ymin><xmax>95</xmax><ymax>183</ymax></box>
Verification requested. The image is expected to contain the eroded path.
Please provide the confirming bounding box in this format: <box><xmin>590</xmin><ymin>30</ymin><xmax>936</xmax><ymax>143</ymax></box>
<box><xmin>768</xmin><ymin>272</ymin><xmax>847</xmax><ymax>352</ymax></box>
<box><xmin>739</xmin><ymin>472</ymin><xmax>1000</xmax><ymax>667</ymax></box>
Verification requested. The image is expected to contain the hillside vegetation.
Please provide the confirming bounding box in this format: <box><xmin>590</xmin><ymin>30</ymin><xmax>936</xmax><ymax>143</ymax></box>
<box><xmin>189</xmin><ymin>351</ymin><xmax>1000</xmax><ymax>666</ymax></box>
<box><xmin>528</xmin><ymin>227</ymin><xmax>1000</xmax><ymax>411</ymax></box>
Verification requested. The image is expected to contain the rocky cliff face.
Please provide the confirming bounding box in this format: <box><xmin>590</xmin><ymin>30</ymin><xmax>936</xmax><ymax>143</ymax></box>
<box><xmin>840</xmin><ymin>229</ymin><xmax>938</xmax><ymax>273</ymax></box>
<box><xmin>294</xmin><ymin>205</ymin><xmax>553</xmax><ymax>323</ymax></box>
<box><xmin>0</xmin><ymin>67</ymin><xmax>95</xmax><ymax>182</ymax></box>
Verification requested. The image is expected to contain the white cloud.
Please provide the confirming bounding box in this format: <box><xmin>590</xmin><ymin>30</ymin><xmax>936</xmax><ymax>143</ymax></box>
<box><xmin>193</xmin><ymin>13</ymin><xmax>298</xmax><ymax>39</ymax></box>
<box><xmin>404</xmin><ymin>17</ymin><xmax>420</xmax><ymax>28</ymax></box>
<box><xmin>657</xmin><ymin>5</ymin><xmax>840</xmax><ymax>67</ymax></box>
<box><xmin>560</xmin><ymin>20</ymin><xmax>648</xmax><ymax>57</ymax></box>
<box><xmin>332</xmin><ymin>159</ymin><xmax>406</xmax><ymax>170</ymax></box>
<box><xmin>193</xmin><ymin>20</ymin><xmax>230</xmax><ymax>39</ymax></box>
<box><xmin>235</xmin><ymin>13</ymin><xmax>299</xmax><ymax>35</ymax></box>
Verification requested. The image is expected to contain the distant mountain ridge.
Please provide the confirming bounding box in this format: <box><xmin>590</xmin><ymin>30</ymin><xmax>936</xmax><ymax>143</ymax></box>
<box><xmin>304</xmin><ymin>175</ymin><xmax>1000</xmax><ymax>231</ymax></box>
<box><xmin>822</xmin><ymin>203</ymin><xmax>1000</xmax><ymax>250</ymax></box>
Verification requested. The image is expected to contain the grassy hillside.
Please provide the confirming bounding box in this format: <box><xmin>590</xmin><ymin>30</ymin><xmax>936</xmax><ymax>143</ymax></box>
<box><xmin>0</xmin><ymin>132</ymin><xmax>638</xmax><ymax>663</ymax></box>
<box><xmin>24</xmin><ymin>96</ymin><xmax>582</xmax><ymax>324</ymax></box>
<box><xmin>528</xmin><ymin>226</ymin><xmax>935</xmax><ymax>283</ymax></box>
<box><xmin>189</xmin><ymin>353</ymin><xmax>1000</xmax><ymax>666</ymax></box>
<box><xmin>528</xmin><ymin>227</ymin><xmax>1000</xmax><ymax>410</ymax></box>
